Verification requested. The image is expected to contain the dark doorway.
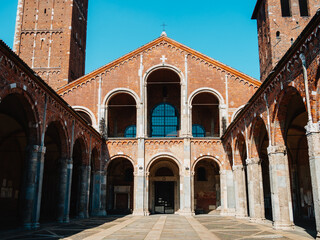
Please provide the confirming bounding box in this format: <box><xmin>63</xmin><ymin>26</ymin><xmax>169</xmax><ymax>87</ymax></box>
<box><xmin>154</xmin><ymin>181</ymin><xmax>174</xmax><ymax>214</ymax></box>
<box><xmin>106</xmin><ymin>158</ymin><xmax>133</xmax><ymax>215</ymax></box>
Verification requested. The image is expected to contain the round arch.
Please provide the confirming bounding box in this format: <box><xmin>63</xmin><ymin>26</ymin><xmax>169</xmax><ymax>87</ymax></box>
<box><xmin>1</xmin><ymin>87</ymin><xmax>41</xmax><ymax>145</ymax></box>
<box><xmin>191</xmin><ymin>155</ymin><xmax>222</xmax><ymax>173</ymax></box>
<box><xmin>188</xmin><ymin>87</ymin><xmax>225</xmax><ymax>106</ymax></box>
<box><xmin>106</xmin><ymin>156</ymin><xmax>135</xmax><ymax>214</ymax></box>
<box><xmin>146</xmin><ymin>153</ymin><xmax>182</xmax><ymax>174</ymax></box>
<box><xmin>271</xmin><ymin>86</ymin><xmax>306</xmax><ymax>145</ymax></box>
<box><xmin>103</xmin><ymin>88</ymin><xmax>140</xmax><ymax>106</ymax></box>
<box><xmin>106</xmin><ymin>154</ymin><xmax>135</xmax><ymax>172</ymax></box>
<box><xmin>73</xmin><ymin>106</ymin><xmax>97</xmax><ymax>128</ymax></box>
<box><xmin>231</xmin><ymin>105</ymin><xmax>245</xmax><ymax>122</ymax></box>
<box><xmin>143</xmin><ymin>64</ymin><xmax>184</xmax><ymax>84</ymax></box>
<box><xmin>45</xmin><ymin>118</ymin><xmax>70</xmax><ymax>158</ymax></box>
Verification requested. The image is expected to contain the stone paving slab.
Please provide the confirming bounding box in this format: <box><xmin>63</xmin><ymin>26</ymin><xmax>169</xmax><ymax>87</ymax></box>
<box><xmin>0</xmin><ymin>214</ymin><xmax>317</xmax><ymax>240</ymax></box>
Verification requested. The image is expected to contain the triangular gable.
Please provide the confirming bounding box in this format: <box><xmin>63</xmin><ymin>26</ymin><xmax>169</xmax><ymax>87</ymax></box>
<box><xmin>57</xmin><ymin>36</ymin><xmax>261</xmax><ymax>95</ymax></box>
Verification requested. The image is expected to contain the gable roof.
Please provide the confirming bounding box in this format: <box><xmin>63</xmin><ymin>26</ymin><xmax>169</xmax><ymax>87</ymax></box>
<box><xmin>57</xmin><ymin>36</ymin><xmax>261</xmax><ymax>94</ymax></box>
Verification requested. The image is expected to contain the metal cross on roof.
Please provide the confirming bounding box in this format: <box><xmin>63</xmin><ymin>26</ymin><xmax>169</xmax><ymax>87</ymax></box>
<box><xmin>161</xmin><ymin>23</ymin><xmax>167</xmax><ymax>32</ymax></box>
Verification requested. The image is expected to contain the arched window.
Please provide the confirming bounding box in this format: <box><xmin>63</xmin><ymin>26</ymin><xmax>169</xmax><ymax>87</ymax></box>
<box><xmin>151</xmin><ymin>103</ymin><xmax>178</xmax><ymax>137</ymax></box>
<box><xmin>124</xmin><ymin>125</ymin><xmax>136</xmax><ymax>138</ymax></box>
<box><xmin>192</xmin><ymin>124</ymin><xmax>205</xmax><ymax>137</ymax></box>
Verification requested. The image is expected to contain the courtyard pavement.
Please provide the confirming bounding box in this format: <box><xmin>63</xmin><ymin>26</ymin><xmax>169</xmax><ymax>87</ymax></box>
<box><xmin>1</xmin><ymin>214</ymin><xmax>316</xmax><ymax>240</ymax></box>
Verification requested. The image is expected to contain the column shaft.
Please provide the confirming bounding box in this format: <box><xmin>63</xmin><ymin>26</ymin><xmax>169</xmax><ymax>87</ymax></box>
<box><xmin>233</xmin><ymin>165</ymin><xmax>248</xmax><ymax>218</ymax></box>
<box><xmin>246</xmin><ymin>158</ymin><xmax>264</xmax><ymax>221</ymax></box>
<box><xmin>267</xmin><ymin>145</ymin><xmax>294</xmax><ymax>230</ymax></box>
<box><xmin>305</xmin><ymin>122</ymin><xmax>320</xmax><ymax>239</ymax></box>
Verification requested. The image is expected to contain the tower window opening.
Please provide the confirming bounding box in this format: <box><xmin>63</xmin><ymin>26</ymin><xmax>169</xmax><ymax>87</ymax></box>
<box><xmin>299</xmin><ymin>0</ymin><xmax>309</xmax><ymax>16</ymax></box>
<box><xmin>280</xmin><ymin>0</ymin><xmax>291</xmax><ymax>17</ymax></box>
<box><xmin>276</xmin><ymin>31</ymin><xmax>281</xmax><ymax>39</ymax></box>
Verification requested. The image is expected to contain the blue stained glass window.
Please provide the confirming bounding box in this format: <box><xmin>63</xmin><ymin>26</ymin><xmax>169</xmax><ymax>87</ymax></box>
<box><xmin>192</xmin><ymin>124</ymin><xmax>205</xmax><ymax>137</ymax></box>
<box><xmin>151</xmin><ymin>103</ymin><xmax>178</xmax><ymax>137</ymax></box>
<box><xmin>124</xmin><ymin>125</ymin><xmax>136</xmax><ymax>138</ymax></box>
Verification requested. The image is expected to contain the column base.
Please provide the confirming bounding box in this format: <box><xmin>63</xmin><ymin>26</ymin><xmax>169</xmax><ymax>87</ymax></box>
<box><xmin>177</xmin><ymin>209</ymin><xmax>194</xmax><ymax>216</ymax></box>
<box><xmin>249</xmin><ymin>217</ymin><xmax>265</xmax><ymax>224</ymax></box>
<box><xmin>132</xmin><ymin>209</ymin><xmax>149</xmax><ymax>216</ymax></box>
<box><xmin>272</xmin><ymin>221</ymin><xmax>294</xmax><ymax>230</ymax></box>
<box><xmin>220</xmin><ymin>208</ymin><xmax>236</xmax><ymax>216</ymax></box>
<box><xmin>316</xmin><ymin>232</ymin><xmax>320</xmax><ymax>239</ymax></box>
<box><xmin>236</xmin><ymin>214</ymin><xmax>248</xmax><ymax>219</ymax></box>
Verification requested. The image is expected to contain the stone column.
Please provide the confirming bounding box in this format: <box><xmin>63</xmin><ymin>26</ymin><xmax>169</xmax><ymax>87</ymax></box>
<box><xmin>267</xmin><ymin>145</ymin><xmax>294</xmax><ymax>230</ymax></box>
<box><xmin>305</xmin><ymin>121</ymin><xmax>320</xmax><ymax>239</ymax></box>
<box><xmin>78</xmin><ymin>165</ymin><xmax>90</xmax><ymax>219</ymax></box>
<box><xmin>57</xmin><ymin>158</ymin><xmax>68</xmax><ymax>223</ymax></box>
<box><xmin>233</xmin><ymin>165</ymin><xmax>248</xmax><ymax>218</ymax></box>
<box><xmin>246</xmin><ymin>157</ymin><xmax>265</xmax><ymax>221</ymax></box>
<box><xmin>99</xmin><ymin>171</ymin><xmax>107</xmax><ymax>216</ymax></box>
<box><xmin>179</xmin><ymin>138</ymin><xmax>193</xmax><ymax>216</ymax></box>
<box><xmin>21</xmin><ymin>145</ymin><xmax>46</xmax><ymax>229</ymax></box>
<box><xmin>220</xmin><ymin>170</ymin><xmax>228</xmax><ymax>214</ymax></box>
<box><xmin>133</xmin><ymin>138</ymin><xmax>147</xmax><ymax>215</ymax></box>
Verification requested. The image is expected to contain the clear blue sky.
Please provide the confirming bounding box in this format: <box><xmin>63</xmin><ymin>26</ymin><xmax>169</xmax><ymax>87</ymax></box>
<box><xmin>0</xmin><ymin>0</ymin><xmax>260</xmax><ymax>79</ymax></box>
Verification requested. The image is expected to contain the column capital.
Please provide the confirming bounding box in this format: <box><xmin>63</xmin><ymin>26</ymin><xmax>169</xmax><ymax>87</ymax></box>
<box><xmin>305</xmin><ymin>121</ymin><xmax>320</xmax><ymax>135</ymax></box>
<box><xmin>26</xmin><ymin>145</ymin><xmax>46</xmax><ymax>154</ymax></box>
<box><xmin>245</xmin><ymin>157</ymin><xmax>261</xmax><ymax>165</ymax></box>
<box><xmin>232</xmin><ymin>165</ymin><xmax>243</xmax><ymax>171</ymax></box>
<box><xmin>219</xmin><ymin>169</ymin><xmax>227</xmax><ymax>175</ymax></box>
<box><xmin>267</xmin><ymin>145</ymin><xmax>286</xmax><ymax>155</ymax></box>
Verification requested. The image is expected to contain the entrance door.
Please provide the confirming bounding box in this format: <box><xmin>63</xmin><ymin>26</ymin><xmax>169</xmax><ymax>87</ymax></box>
<box><xmin>154</xmin><ymin>181</ymin><xmax>174</xmax><ymax>214</ymax></box>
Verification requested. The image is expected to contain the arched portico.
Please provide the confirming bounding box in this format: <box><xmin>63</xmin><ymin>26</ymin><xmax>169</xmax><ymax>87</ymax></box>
<box><xmin>147</xmin><ymin>156</ymin><xmax>181</xmax><ymax>214</ymax></box>
<box><xmin>192</xmin><ymin>156</ymin><xmax>221</xmax><ymax>214</ymax></box>
<box><xmin>106</xmin><ymin>157</ymin><xmax>134</xmax><ymax>214</ymax></box>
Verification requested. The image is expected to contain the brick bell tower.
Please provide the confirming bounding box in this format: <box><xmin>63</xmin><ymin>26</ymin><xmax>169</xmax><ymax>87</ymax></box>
<box><xmin>252</xmin><ymin>0</ymin><xmax>320</xmax><ymax>82</ymax></box>
<box><xmin>13</xmin><ymin>0</ymin><xmax>88</xmax><ymax>90</ymax></box>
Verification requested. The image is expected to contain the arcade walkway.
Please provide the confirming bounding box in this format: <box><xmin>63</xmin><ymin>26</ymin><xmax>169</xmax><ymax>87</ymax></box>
<box><xmin>1</xmin><ymin>215</ymin><xmax>316</xmax><ymax>240</ymax></box>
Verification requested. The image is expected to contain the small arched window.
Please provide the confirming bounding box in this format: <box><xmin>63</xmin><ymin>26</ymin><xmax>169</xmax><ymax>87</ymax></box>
<box><xmin>151</xmin><ymin>103</ymin><xmax>178</xmax><ymax>137</ymax></box>
<box><xmin>124</xmin><ymin>125</ymin><xmax>136</xmax><ymax>138</ymax></box>
<box><xmin>192</xmin><ymin>124</ymin><xmax>205</xmax><ymax>137</ymax></box>
<box><xmin>197</xmin><ymin>167</ymin><xmax>207</xmax><ymax>181</ymax></box>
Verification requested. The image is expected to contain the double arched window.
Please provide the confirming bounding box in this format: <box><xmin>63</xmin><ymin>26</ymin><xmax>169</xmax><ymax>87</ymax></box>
<box><xmin>151</xmin><ymin>103</ymin><xmax>178</xmax><ymax>137</ymax></box>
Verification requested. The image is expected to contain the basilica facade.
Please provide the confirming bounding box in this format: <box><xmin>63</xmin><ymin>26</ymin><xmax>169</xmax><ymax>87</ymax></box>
<box><xmin>0</xmin><ymin>0</ymin><xmax>320</xmax><ymax>239</ymax></box>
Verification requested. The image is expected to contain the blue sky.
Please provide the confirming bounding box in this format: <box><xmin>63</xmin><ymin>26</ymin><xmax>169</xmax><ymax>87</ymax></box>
<box><xmin>0</xmin><ymin>0</ymin><xmax>260</xmax><ymax>79</ymax></box>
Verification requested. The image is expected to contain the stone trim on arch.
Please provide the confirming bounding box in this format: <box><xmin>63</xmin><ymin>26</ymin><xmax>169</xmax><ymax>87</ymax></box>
<box><xmin>191</xmin><ymin>155</ymin><xmax>222</xmax><ymax>173</ymax></box>
<box><xmin>143</xmin><ymin>64</ymin><xmax>185</xmax><ymax>84</ymax></box>
<box><xmin>73</xmin><ymin>106</ymin><xmax>97</xmax><ymax>129</ymax></box>
<box><xmin>105</xmin><ymin>154</ymin><xmax>136</xmax><ymax>173</ymax></box>
<box><xmin>103</xmin><ymin>88</ymin><xmax>141</xmax><ymax>106</ymax></box>
<box><xmin>146</xmin><ymin>153</ymin><xmax>182</xmax><ymax>174</ymax></box>
<box><xmin>0</xmin><ymin>84</ymin><xmax>41</xmax><ymax>146</ymax></box>
<box><xmin>231</xmin><ymin>105</ymin><xmax>245</xmax><ymax>122</ymax></box>
<box><xmin>188</xmin><ymin>87</ymin><xmax>225</xmax><ymax>106</ymax></box>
